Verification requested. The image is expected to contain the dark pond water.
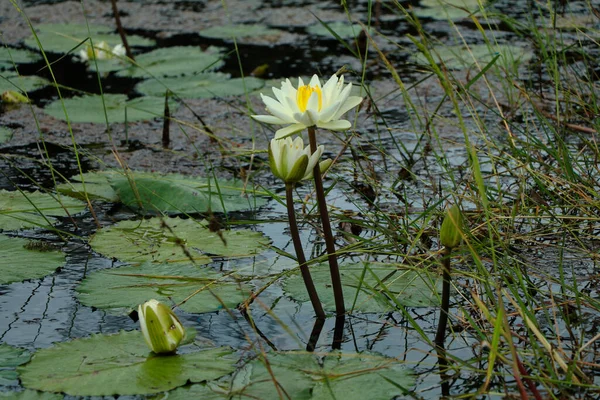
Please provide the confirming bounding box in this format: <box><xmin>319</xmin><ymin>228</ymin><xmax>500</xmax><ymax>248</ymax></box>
<box><xmin>2</xmin><ymin>0</ymin><xmax>600</xmax><ymax>398</ymax></box>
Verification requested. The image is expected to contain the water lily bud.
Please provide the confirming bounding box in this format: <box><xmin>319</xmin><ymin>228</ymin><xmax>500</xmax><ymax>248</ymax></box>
<box><xmin>269</xmin><ymin>137</ymin><xmax>323</xmax><ymax>184</ymax></box>
<box><xmin>440</xmin><ymin>205</ymin><xmax>463</xmax><ymax>249</ymax></box>
<box><xmin>2</xmin><ymin>90</ymin><xmax>30</xmax><ymax>104</ymax></box>
<box><xmin>138</xmin><ymin>299</ymin><xmax>186</xmax><ymax>354</ymax></box>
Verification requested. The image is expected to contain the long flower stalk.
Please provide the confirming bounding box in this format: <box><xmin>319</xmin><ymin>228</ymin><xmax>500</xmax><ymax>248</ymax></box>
<box><xmin>285</xmin><ymin>183</ymin><xmax>325</xmax><ymax>319</ymax></box>
<box><xmin>308</xmin><ymin>126</ymin><xmax>345</xmax><ymax>317</ymax></box>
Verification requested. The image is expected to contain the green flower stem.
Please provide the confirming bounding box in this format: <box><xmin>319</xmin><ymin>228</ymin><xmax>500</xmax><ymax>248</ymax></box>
<box><xmin>435</xmin><ymin>247</ymin><xmax>452</xmax><ymax>396</ymax></box>
<box><xmin>285</xmin><ymin>183</ymin><xmax>325</xmax><ymax>319</ymax></box>
<box><xmin>307</xmin><ymin>126</ymin><xmax>346</xmax><ymax>317</ymax></box>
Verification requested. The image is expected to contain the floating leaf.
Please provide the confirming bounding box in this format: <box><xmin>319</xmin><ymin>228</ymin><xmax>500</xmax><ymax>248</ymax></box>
<box><xmin>43</xmin><ymin>94</ymin><xmax>176</xmax><ymax>124</ymax></box>
<box><xmin>413</xmin><ymin>44</ymin><xmax>532</xmax><ymax>70</ymax></box>
<box><xmin>199</xmin><ymin>24</ymin><xmax>284</xmax><ymax>40</ymax></box>
<box><xmin>0</xmin><ymin>344</ymin><xmax>30</xmax><ymax>386</ymax></box>
<box><xmin>0</xmin><ymin>76</ymin><xmax>49</xmax><ymax>94</ymax></box>
<box><xmin>415</xmin><ymin>0</ymin><xmax>486</xmax><ymax>20</ymax></box>
<box><xmin>0</xmin><ymin>235</ymin><xmax>65</xmax><ymax>284</ymax></box>
<box><xmin>135</xmin><ymin>72</ymin><xmax>264</xmax><ymax>99</ymax></box>
<box><xmin>0</xmin><ymin>190</ymin><xmax>86</xmax><ymax>231</ymax></box>
<box><xmin>0</xmin><ymin>390</ymin><xmax>62</xmax><ymax>399</ymax></box>
<box><xmin>116</xmin><ymin>46</ymin><xmax>225</xmax><ymax>78</ymax></box>
<box><xmin>284</xmin><ymin>262</ymin><xmax>441</xmax><ymax>313</ymax></box>
<box><xmin>89</xmin><ymin>216</ymin><xmax>266</xmax><ymax>265</ymax></box>
<box><xmin>0</xmin><ymin>47</ymin><xmax>41</xmax><ymax>72</ymax></box>
<box><xmin>24</xmin><ymin>23</ymin><xmax>154</xmax><ymax>53</ymax></box>
<box><xmin>18</xmin><ymin>330</ymin><xmax>236</xmax><ymax>396</ymax></box>
<box><xmin>56</xmin><ymin>171</ymin><xmax>121</xmax><ymax>202</ymax></box>
<box><xmin>77</xmin><ymin>262</ymin><xmax>251</xmax><ymax>314</ymax></box>
<box><xmin>0</xmin><ymin>127</ymin><xmax>13</xmax><ymax>144</ymax></box>
<box><xmin>307</xmin><ymin>22</ymin><xmax>364</xmax><ymax>39</ymax></box>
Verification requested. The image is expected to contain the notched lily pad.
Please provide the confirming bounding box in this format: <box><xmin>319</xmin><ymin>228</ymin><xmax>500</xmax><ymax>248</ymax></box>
<box><xmin>89</xmin><ymin>216</ymin><xmax>266</xmax><ymax>265</ymax></box>
<box><xmin>0</xmin><ymin>76</ymin><xmax>49</xmax><ymax>94</ymax></box>
<box><xmin>0</xmin><ymin>234</ymin><xmax>65</xmax><ymax>284</ymax></box>
<box><xmin>0</xmin><ymin>344</ymin><xmax>31</xmax><ymax>386</ymax></box>
<box><xmin>77</xmin><ymin>261</ymin><xmax>251</xmax><ymax>314</ymax></box>
<box><xmin>116</xmin><ymin>46</ymin><xmax>225</xmax><ymax>78</ymax></box>
<box><xmin>135</xmin><ymin>72</ymin><xmax>264</xmax><ymax>99</ymax></box>
<box><xmin>284</xmin><ymin>262</ymin><xmax>441</xmax><ymax>313</ymax></box>
<box><xmin>0</xmin><ymin>190</ymin><xmax>86</xmax><ymax>231</ymax></box>
<box><xmin>43</xmin><ymin>94</ymin><xmax>176</xmax><ymax>124</ymax></box>
<box><xmin>24</xmin><ymin>23</ymin><xmax>154</xmax><ymax>54</ymax></box>
<box><xmin>0</xmin><ymin>47</ymin><xmax>41</xmax><ymax>72</ymax></box>
<box><xmin>18</xmin><ymin>330</ymin><xmax>236</xmax><ymax>396</ymax></box>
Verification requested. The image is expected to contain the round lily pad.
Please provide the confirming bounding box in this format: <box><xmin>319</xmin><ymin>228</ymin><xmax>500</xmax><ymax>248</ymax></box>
<box><xmin>0</xmin><ymin>235</ymin><xmax>65</xmax><ymax>284</ymax></box>
<box><xmin>0</xmin><ymin>189</ymin><xmax>86</xmax><ymax>231</ymax></box>
<box><xmin>284</xmin><ymin>262</ymin><xmax>441</xmax><ymax>313</ymax></box>
<box><xmin>77</xmin><ymin>261</ymin><xmax>251</xmax><ymax>314</ymax></box>
<box><xmin>199</xmin><ymin>24</ymin><xmax>284</xmax><ymax>41</ymax></box>
<box><xmin>0</xmin><ymin>76</ymin><xmax>49</xmax><ymax>94</ymax></box>
<box><xmin>0</xmin><ymin>47</ymin><xmax>41</xmax><ymax>72</ymax></box>
<box><xmin>0</xmin><ymin>344</ymin><xmax>30</xmax><ymax>386</ymax></box>
<box><xmin>415</xmin><ymin>0</ymin><xmax>487</xmax><ymax>20</ymax></box>
<box><xmin>307</xmin><ymin>22</ymin><xmax>364</xmax><ymax>39</ymax></box>
<box><xmin>116</xmin><ymin>46</ymin><xmax>225</xmax><ymax>78</ymax></box>
<box><xmin>0</xmin><ymin>127</ymin><xmax>13</xmax><ymax>144</ymax></box>
<box><xmin>89</xmin><ymin>217</ymin><xmax>266</xmax><ymax>265</ymax></box>
<box><xmin>24</xmin><ymin>23</ymin><xmax>154</xmax><ymax>53</ymax></box>
<box><xmin>0</xmin><ymin>390</ymin><xmax>62</xmax><ymax>399</ymax></box>
<box><xmin>43</xmin><ymin>94</ymin><xmax>176</xmax><ymax>124</ymax></box>
<box><xmin>135</xmin><ymin>72</ymin><xmax>264</xmax><ymax>99</ymax></box>
<box><xmin>18</xmin><ymin>330</ymin><xmax>236</xmax><ymax>396</ymax></box>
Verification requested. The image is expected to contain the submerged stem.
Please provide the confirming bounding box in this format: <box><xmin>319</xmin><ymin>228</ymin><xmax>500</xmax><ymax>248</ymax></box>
<box><xmin>285</xmin><ymin>183</ymin><xmax>325</xmax><ymax>319</ymax></box>
<box><xmin>307</xmin><ymin>126</ymin><xmax>345</xmax><ymax>317</ymax></box>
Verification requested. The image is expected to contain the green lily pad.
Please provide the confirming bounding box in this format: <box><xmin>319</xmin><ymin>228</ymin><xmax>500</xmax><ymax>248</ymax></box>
<box><xmin>0</xmin><ymin>344</ymin><xmax>31</xmax><ymax>386</ymax></box>
<box><xmin>413</xmin><ymin>44</ymin><xmax>532</xmax><ymax>70</ymax></box>
<box><xmin>415</xmin><ymin>0</ymin><xmax>486</xmax><ymax>20</ymax></box>
<box><xmin>0</xmin><ymin>190</ymin><xmax>86</xmax><ymax>231</ymax></box>
<box><xmin>0</xmin><ymin>75</ymin><xmax>49</xmax><ymax>94</ymax></box>
<box><xmin>199</xmin><ymin>24</ymin><xmax>284</xmax><ymax>41</ymax></box>
<box><xmin>0</xmin><ymin>47</ymin><xmax>41</xmax><ymax>72</ymax></box>
<box><xmin>116</xmin><ymin>46</ymin><xmax>225</xmax><ymax>78</ymax></box>
<box><xmin>0</xmin><ymin>234</ymin><xmax>65</xmax><ymax>284</ymax></box>
<box><xmin>0</xmin><ymin>390</ymin><xmax>62</xmax><ymax>400</ymax></box>
<box><xmin>77</xmin><ymin>261</ymin><xmax>251</xmax><ymax>314</ymax></box>
<box><xmin>89</xmin><ymin>216</ymin><xmax>266</xmax><ymax>265</ymax></box>
<box><xmin>284</xmin><ymin>262</ymin><xmax>441</xmax><ymax>313</ymax></box>
<box><xmin>24</xmin><ymin>23</ymin><xmax>154</xmax><ymax>54</ymax></box>
<box><xmin>56</xmin><ymin>171</ymin><xmax>121</xmax><ymax>202</ymax></box>
<box><xmin>135</xmin><ymin>72</ymin><xmax>264</xmax><ymax>99</ymax></box>
<box><xmin>18</xmin><ymin>330</ymin><xmax>236</xmax><ymax>396</ymax></box>
<box><xmin>43</xmin><ymin>94</ymin><xmax>176</xmax><ymax>124</ymax></box>
<box><xmin>0</xmin><ymin>127</ymin><xmax>13</xmax><ymax>144</ymax></box>
<box><xmin>307</xmin><ymin>22</ymin><xmax>364</xmax><ymax>39</ymax></box>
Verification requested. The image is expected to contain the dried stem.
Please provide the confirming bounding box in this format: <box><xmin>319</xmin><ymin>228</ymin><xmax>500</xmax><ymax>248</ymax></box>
<box><xmin>307</xmin><ymin>126</ymin><xmax>345</xmax><ymax>317</ymax></box>
<box><xmin>110</xmin><ymin>0</ymin><xmax>134</xmax><ymax>60</ymax></box>
<box><xmin>285</xmin><ymin>183</ymin><xmax>325</xmax><ymax>319</ymax></box>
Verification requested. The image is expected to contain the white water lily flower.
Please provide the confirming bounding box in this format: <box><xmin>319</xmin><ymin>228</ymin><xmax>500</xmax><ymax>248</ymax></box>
<box><xmin>269</xmin><ymin>137</ymin><xmax>331</xmax><ymax>183</ymax></box>
<box><xmin>78</xmin><ymin>41</ymin><xmax>125</xmax><ymax>61</ymax></box>
<box><xmin>138</xmin><ymin>299</ymin><xmax>186</xmax><ymax>354</ymax></box>
<box><xmin>254</xmin><ymin>74</ymin><xmax>363</xmax><ymax>139</ymax></box>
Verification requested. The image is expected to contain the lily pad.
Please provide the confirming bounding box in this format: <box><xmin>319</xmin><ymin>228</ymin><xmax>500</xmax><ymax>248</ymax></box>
<box><xmin>77</xmin><ymin>261</ymin><xmax>251</xmax><ymax>314</ymax></box>
<box><xmin>199</xmin><ymin>24</ymin><xmax>284</xmax><ymax>41</ymax></box>
<box><xmin>307</xmin><ymin>22</ymin><xmax>364</xmax><ymax>39</ymax></box>
<box><xmin>0</xmin><ymin>390</ymin><xmax>62</xmax><ymax>399</ymax></box>
<box><xmin>24</xmin><ymin>23</ymin><xmax>154</xmax><ymax>54</ymax></box>
<box><xmin>413</xmin><ymin>43</ymin><xmax>532</xmax><ymax>70</ymax></box>
<box><xmin>284</xmin><ymin>262</ymin><xmax>441</xmax><ymax>313</ymax></box>
<box><xmin>0</xmin><ymin>47</ymin><xmax>41</xmax><ymax>72</ymax></box>
<box><xmin>56</xmin><ymin>171</ymin><xmax>121</xmax><ymax>202</ymax></box>
<box><xmin>43</xmin><ymin>94</ymin><xmax>176</xmax><ymax>124</ymax></box>
<box><xmin>0</xmin><ymin>234</ymin><xmax>65</xmax><ymax>284</ymax></box>
<box><xmin>116</xmin><ymin>46</ymin><xmax>225</xmax><ymax>78</ymax></box>
<box><xmin>135</xmin><ymin>72</ymin><xmax>264</xmax><ymax>99</ymax></box>
<box><xmin>415</xmin><ymin>0</ymin><xmax>487</xmax><ymax>20</ymax></box>
<box><xmin>0</xmin><ymin>344</ymin><xmax>30</xmax><ymax>386</ymax></box>
<box><xmin>0</xmin><ymin>190</ymin><xmax>86</xmax><ymax>231</ymax></box>
<box><xmin>89</xmin><ymin>216</ymin><xmax>266</xmax><ymax>265</ymax></box>
<box><xmin>0</xmin><ymin>75</ymin><xmax>49</xmax><ymax>94</ymax></box>
<box><xmin>0</xmin><ymin>127</ymin><xmax>13</xmax><ymax>144</ymax></box>
<box><xmin>18</xmin><ymin>330</ymin><xmax>236</xmax><ymax>396</ymax></box>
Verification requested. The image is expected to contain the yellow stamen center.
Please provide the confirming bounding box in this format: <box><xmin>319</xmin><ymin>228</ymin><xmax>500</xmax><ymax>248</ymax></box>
<box><xmin>296</xmin><ymin>84</ymin><xmax>322</xmax><ymax>112</ymax></box>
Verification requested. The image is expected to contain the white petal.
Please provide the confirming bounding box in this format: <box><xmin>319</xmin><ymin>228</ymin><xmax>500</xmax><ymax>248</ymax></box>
<box><xmin>308</xmin><ymin>74</ymin><xmax>321</xmax><ymax>88</ymax></box>
<box><xmin>306</xmin><ymin>91</ymin><xmax>320</xmax><ymax>114</ymax></box>
<box><xmin>321</xmin><ymin>74</ymin><xmax>339</xmax><ymax>108</ymax></box>
<box><xmin>297</xmin><ymin>77</ymin><xmax>305</xmax><ymax>88</ymax></box>
<box><xmin>252</xmin><ymin>114</ymin><xmax>288</xmax><ymax>125</ymax></box>
<box><xmin>306</xmin><ymin>109</ymin><xmax>319</xmax><ymax>126</ymax></box>
<box><xmin>332</xmin><ymin>96</ymin><xmax>363</xmax><ymax>120</ymax></box>
<box><xmin>318</xmin><ymin>119</ymin><xmax>351</xmax><ymax>131</ymax></box>
<box><xmin>293</xmin><ymin>111</ymin><xmax>315</xmax><ymax>127</ymax></box>
<box><xmin>262</xmin><ymin>95</ymin><xmax>296</xmax><ymax>123</ymax></box>
<box><xmin>275</xmin><ymin>124</ymin><xmax>307</xmax><ymax>139</ymax></box>
<box><xmin>318</xmin><ymin>101</ymin><xmax>340</xmax><ymax>123</ymax></box>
